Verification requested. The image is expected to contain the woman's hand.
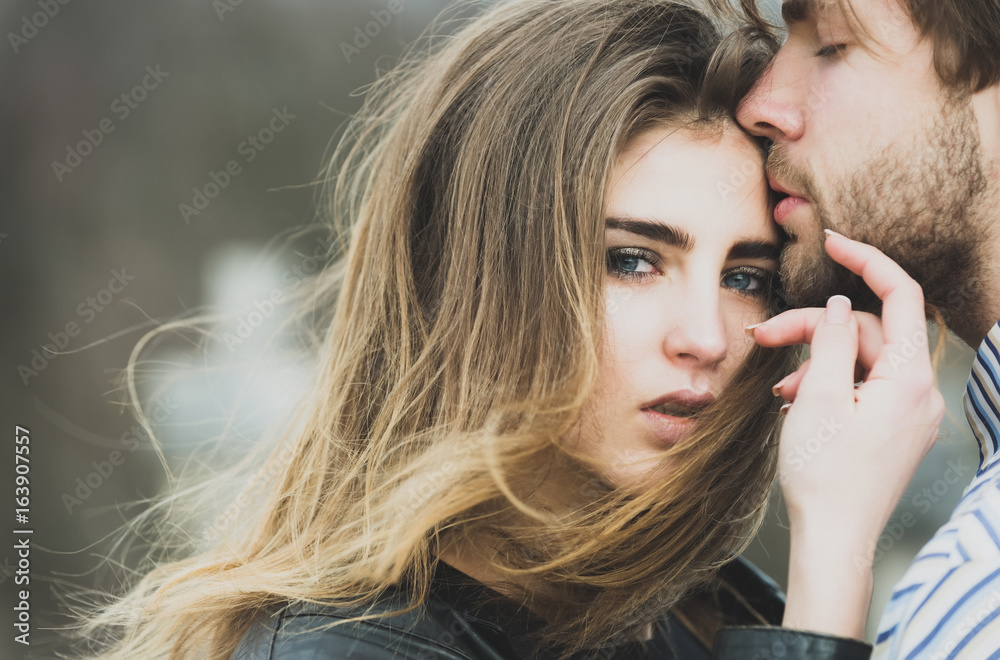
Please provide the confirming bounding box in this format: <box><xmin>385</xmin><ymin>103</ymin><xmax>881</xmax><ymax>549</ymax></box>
<box><xmin>748</xmin><ymin>230</ymin><xmax>946</xmax><ymax>641</ymax></box>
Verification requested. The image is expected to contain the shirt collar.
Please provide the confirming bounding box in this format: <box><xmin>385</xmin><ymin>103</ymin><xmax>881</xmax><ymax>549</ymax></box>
<box><xmin>963</xmin><ymin>320</ymin><xmax>1000</xmax><ymax>475</ymax></box>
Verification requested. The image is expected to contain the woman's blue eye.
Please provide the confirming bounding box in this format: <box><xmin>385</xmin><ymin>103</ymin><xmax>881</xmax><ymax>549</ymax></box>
<box><xmin>607</xmin><ymin>247</ymin><xmax>660</xmax><ymax>282</ymax></box>
<box><xmin>724</xmin><ymin>272</ymin><xmax>757</xmax><ymax>290</ymax></box>
<box><xmin>723</xmin><ymin>267</ymin><xmax>772</xmax><ymax>299</ymax></box>
<box><xmin>617</xmin><ymin>255</ymin><xmax>645</xmax><ymax>272</ymax></box>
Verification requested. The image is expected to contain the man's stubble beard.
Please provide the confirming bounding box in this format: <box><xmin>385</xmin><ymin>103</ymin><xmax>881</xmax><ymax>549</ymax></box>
<box><xmin>769</xmin><ymin>94</ymin><xmax>995</xmax><ymax>340</ymax></box>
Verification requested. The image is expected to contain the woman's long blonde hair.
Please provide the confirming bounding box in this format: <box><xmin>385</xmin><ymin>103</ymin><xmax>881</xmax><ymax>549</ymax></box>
<box><xmin>72</xmin><ymin>1</ymin><xmax>795</xmax><ymax>658</ymax></box>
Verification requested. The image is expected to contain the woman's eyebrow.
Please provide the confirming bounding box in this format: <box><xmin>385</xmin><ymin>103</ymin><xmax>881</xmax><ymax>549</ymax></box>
<box><xmin>605</xmin><ymin>217</ymin><xmax>693</xmax><ymax>252</ymax></box>
<box><xmin>729</xmin><ymin>241</ymin><xmax>781</xmax><ymax>261</ymax></box>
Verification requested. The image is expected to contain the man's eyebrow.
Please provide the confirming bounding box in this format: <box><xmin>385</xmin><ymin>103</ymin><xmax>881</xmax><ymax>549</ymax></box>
<box><xmin>605</xmin><ymin>217</ymin><xmax>693</xmax><ymax>252</ymax></box>
<box><xmin>728</xmin><ymin>241</ymin><xmax>781</xmax><ymax>262</ymax></box>
<box><xmin>782</xmin><ymin>0</ymin><xmax>816</xmax><ymax>24</ymax></box>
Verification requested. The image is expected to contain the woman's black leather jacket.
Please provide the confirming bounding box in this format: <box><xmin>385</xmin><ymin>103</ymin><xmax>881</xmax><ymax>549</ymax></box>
<box><xmin>231</xmin><ymin>556</ymin><xmax>872</xmax><ymax>659</ymax></box>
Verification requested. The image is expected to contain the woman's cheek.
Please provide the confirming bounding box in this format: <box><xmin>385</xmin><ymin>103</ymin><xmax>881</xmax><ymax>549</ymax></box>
<box><xmin>604</xmin><ymin>285</ymin><xmax>637</xmax><ymax>321</ymax></box>
<box><xmin>602</xmin><ymin>286</ymin><xmax>651</xmax><ymax>367</ymax></box>
<box><xmin>725</xmin><ymin>302</ymin><xmax>767</xmax><ymax>362</ymax></box>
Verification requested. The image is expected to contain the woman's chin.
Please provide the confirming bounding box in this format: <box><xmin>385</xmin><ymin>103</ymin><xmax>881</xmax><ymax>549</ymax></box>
<box><xmin>599</xmin><ymin>451</ymin><xmax>676</xmax><ymax>493</ymax></box>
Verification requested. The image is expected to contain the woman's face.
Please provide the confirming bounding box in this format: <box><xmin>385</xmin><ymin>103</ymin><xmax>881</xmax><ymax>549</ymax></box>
<box><xmin>574</xmin><ymin>123</ymin><xmax>780</xmax><ymax>490</ymax></box>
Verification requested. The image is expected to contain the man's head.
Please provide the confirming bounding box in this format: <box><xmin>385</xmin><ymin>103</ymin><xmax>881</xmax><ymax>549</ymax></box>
<box><xmin>736</xmin><ymin>0</ymin><xmax>1000</xmax><ymax>344</ymax></box>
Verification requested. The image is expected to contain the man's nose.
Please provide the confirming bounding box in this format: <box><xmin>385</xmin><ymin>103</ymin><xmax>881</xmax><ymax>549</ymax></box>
<box><xmin>736</xmin><ymin>56</ymin><xmax>805</xmax><ymax>143</ymax></box>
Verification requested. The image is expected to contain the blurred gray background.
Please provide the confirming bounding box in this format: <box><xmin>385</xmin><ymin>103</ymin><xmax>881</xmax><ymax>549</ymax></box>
<box><xmin>0</xmin><ymin>0</ymin><xmax>981</xmax><ymax>657</ymax></box>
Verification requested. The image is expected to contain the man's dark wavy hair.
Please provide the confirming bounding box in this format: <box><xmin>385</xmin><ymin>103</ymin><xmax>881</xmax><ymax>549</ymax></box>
<box><xmin>731</xmin><ymin>0</ymin><xmax>1000</xmax><ymax>93</ymax></box>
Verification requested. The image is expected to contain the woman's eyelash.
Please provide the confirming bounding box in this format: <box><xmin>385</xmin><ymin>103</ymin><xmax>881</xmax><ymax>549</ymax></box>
<box><xmin>723</xmin><ymin>266</ymin><xmax>775</xmax><ymax>300</ymax></box>
<box><xmin>607</xmin><ymin>249</ymin><xmax>775</xmax><ymax>302</ymax></box>
<box><xmin>606</xmin><ymin>247</ymin><xmax>661</xmax><ymax>282</ymax></box>
<box><xmin>816</xmin><ymin>43</ymin><xmax>847</xmax><ymax>57</ymax></box>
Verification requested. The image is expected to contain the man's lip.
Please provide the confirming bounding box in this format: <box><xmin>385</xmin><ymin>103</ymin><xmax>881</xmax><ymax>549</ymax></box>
<box><xmin>767</xmin><ymin>176</ymin><xmax>804</xmax><ymax>199</ymax></box>
<box><xmin>768</xmin><ymin>176</ymin><xmax>810</xmax><ymax>226</ymax></box>
<box><xmin>774</xmin><ymin>195</ymin><xmax>809</xmax><ymax>226</ymax></box>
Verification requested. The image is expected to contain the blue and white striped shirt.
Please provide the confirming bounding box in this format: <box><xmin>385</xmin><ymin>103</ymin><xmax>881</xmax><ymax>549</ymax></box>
<box><xmin>874</xmin><ymin>321</ymin><xmax>1000</xmax><ymax>659</ymax></box>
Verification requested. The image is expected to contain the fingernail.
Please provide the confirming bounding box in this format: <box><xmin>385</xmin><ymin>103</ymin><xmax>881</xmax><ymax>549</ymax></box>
<box><xmin>745</xmin><ymin>322</ymin><xmax>764</xmax><ymax>337</ymax></box>
<box><xmin>772</xmin><ymin>375</ymin><xmax>791</xmax><ymax>397</ymax></box>
<box><xmin>779</xmin><ymin>403</ymin><xmax>792</xmax><ymax>416</ymax></box>
<box><xmin>824</xmin><ymin>228</ymin><xmax>846</xmax><ymax>239</ymax></box>
<box><xmin>825</xmin><ymin>295</ymin><xmax>852</xmax><ymax>324</ymax></box>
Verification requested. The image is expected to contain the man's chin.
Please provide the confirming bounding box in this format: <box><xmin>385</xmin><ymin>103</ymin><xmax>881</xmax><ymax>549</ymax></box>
<box><xmin>779</xmin><ymin>240</ymin><xmax>883</xmax><ymax>314</ymax></box>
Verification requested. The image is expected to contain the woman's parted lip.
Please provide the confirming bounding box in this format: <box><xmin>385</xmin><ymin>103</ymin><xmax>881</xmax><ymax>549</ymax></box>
<box><xmin>639</xmin><ymin>390</ymin><xmax>716</xmax><ymax>413</ymax></box>
<box><xmin>640</xmin><ymin>407</ymin><xmax>699</xmax><ymax>446</ymax></box>
<box><xmin>639</xmin><ymin>391</ymin><xmax>714</xmax><ymax>446</ymax></box>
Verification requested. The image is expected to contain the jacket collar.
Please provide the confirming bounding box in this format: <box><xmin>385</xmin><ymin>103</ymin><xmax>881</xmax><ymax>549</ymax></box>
<box><xmin>428</xmin><ymin>559</ymin><xmax>552</xmax><ymax>658</ymax></box>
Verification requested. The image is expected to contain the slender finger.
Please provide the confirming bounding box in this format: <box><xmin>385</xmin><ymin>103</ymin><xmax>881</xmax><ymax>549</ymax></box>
<box><xmin>774</xmin><ymin>359</ymin><xmax>809</xmax><ymax>402</ymax></box>
<box><xmin>751</xmin><ymin>308</ymin><xmax>883</xmax><ymax>371</ymax></box>
<box><xmin>774</xmin><ymin>359</ymin><xmax>862</xmax><ymax>403</ymax></box>
<box><xmin>823</xmin><ymin>230</ymin><xmax>929</xmax><ymax>359</ymax></box>
<box><xmin>792</xmin><ymin>295</ymin><xmax>860</xmax><ymax>406</ymax></box>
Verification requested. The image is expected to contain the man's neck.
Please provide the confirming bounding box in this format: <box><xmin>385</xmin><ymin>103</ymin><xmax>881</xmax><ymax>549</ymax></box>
<box><xmin>958</xmin><ymin>177</ymin><xmax>1000</xmax><ymax>348</ymax></box>
<box><xmin>960</xmin><ymin>89</ymin><xmax>1000</xmax><ymax>348</ymax></box>
<box><xmin>948</xmin><ymin>241</ymin><xmax>1000</xmax><ymax>349</ymax></box>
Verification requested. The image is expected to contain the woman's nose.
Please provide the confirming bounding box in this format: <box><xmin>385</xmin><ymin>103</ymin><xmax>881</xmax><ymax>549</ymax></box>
<box><xmin>663</xmin><ymin>289</ymin><xmax>729</xmax><ymax>368</ymax></box>
<box><xmin>736</xmin><ymin>53</ymin><xmax>806</xmax><ymax>143</ymax></box>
